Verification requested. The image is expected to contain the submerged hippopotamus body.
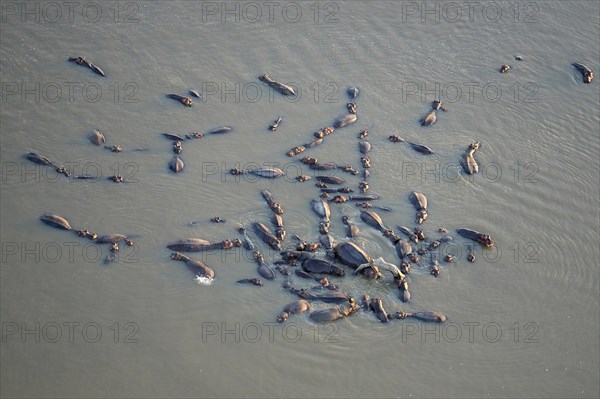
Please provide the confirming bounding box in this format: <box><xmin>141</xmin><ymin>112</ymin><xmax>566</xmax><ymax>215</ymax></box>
<box><xmin>334</xmin><ymin>241</ymin><xmax>372</xmax><ymax>270</ymax></box>
<box><xmin>89</xmin><ymin>130</ymin><xmax>106</xmax><ymax>145</ymax></box>
<box><xmin>258</xmin><ymin>74</ymin><xmax>296</xmax><ymax>95</ymax></box>
<box><xmin>309</xmin><ymin>300</ymin><xmax>359</xmax><ymax>322</ymax></box>
<box><xmin>167</xmin><ymin>238</ymin><xmax>241</xmax><ymax>252</ymax></box>
<box><xmin>572</xmin><ymin>63</ymin><xmax>593</xmax><ymax>83</ymax></box>
<box><xmin>409</xmin><ymin>191</ymin><xmax>428</xmax><ymax>224</ymax></box>
<box><xmin>408</xmin><ymin>311</ymin><xmax>447</xmax><ymax>323</ymax></box>
<box><xmin>169</xmin><ymin>156</ymin><xmax>185</xmax><ymax>173</ymax></box>
<box><xmin>420</xmin><ymin>110</ymin><xmax>437</xmax><ymax>126</ymax></box>
<box><xmin>360</xmin><ymin>210</ymin><xmax>387</xmax><ymax>232</ymax></box>
<box><xmin>457</xmin><ymin>228</ymin><xmax>495</xmax><ymax>248</ymax></box>
<box><xmin>276</xmin><ymin>300</ymin><xmax>311</xmax><ymax>323</ymax></box>
<box><xmin>253</xmin><ymin>222</ymin><xmax>281</xmax><ymax>250</ymax></box>
<box><xmin>290</xmin><ymin>287</ymin><xmax>351</xmax><ymax>303</ymax></box>
<box><xmin>253</xmin><ymin>250</ymin><xmax>275</xmax><ymax>280</ymax></box>
<box><xmin>171</xmin><ymin>252</ymin><xmax>214</xmax><ymax>279</ymax></box>
<box><xmin>408</xmin><ymin>142</ymin><xmax>434</xmax><ymax>155</ymax></box>
<box><xmin>68</xmin><ymin>56</ymin><xmax>105</xmax><ymax>76</ymax></box>
<box><xmin>166</xmin><ymin>94</ymin><xmax>192</xmax><ymax>107</ymax></box>
<box><xmin>40</xmin><ymin>213</ymin><xmax>72</xmax><ymax>230</ymax></box>
<box><xmin>333</xmin><ymin>114</ymin><xmax>357</xmax><ymax>128</ymax></box>
<box><xmin>302</xmin><ymin>258</ymin><xmax>345</xmax><ymax>276</ymax></box>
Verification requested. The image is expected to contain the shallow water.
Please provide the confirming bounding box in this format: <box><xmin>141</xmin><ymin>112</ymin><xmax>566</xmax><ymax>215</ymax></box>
<box><xmin>1</xmin><ymin>1</ymin><xmax>599</xmax><ymax>398</ymax></box>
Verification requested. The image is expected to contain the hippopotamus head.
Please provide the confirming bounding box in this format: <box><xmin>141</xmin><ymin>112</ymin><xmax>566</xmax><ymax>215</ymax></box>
<box><xmin>253</xmin><ymin>251</ymin><xmax>264</xmax><ymax>262</ymax></box>
<box><xmin>478</xmin><ymin>234</ymin><xmax>495</xmax><ymax>248</ymax></box>
<box><xmin>361</xmin><ymin>265</ymin><xmax>382</xmax><ymax>280</ymax></box>
<box><xmin>400</xmin><ymin>261</ymin><xmax>411</xmax><ymax>275</ymax></box>
<box><xmin>276</xmin><ymin>312</ymin><xmax>289</xmax><ymax>323</ymax></box>
<box><xmin>340</xmin><ymin>299</ymin><xmax>360</xmax><ymax>316</ymax></box>
<box><xmin>416</xmin><ymin>210</ymin><xmax>428</xmax><ymax>224</ymax></box>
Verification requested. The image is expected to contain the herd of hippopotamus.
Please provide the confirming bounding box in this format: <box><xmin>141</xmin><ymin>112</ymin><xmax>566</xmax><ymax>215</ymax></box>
<box><xmin>31</xmin><ymin>56</ymin><xmax>593</xmax><ymax>324</ymax></box>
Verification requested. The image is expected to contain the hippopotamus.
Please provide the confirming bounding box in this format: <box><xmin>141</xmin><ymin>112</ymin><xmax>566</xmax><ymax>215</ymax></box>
<box><xmin>420</xmin><ymin>110</ymin><xmax>437</xmax><ymax>126</ymax></box>
<box><xmin>89</xmin><ymin>130</ymin><xmax>106</xmax><ymax>146</ymax></box>
<box><xmin>572</xmin><ymin>63</ymin><xmax>594</xmax><ymax>83</ymax></box>
<box><xmin>310</xmin><ymin>162</ymin><xmax>337</xmax><ymax>171</ymax></box>
<box><xmin>358</xmin><ymin>181</ymin><xmax>369</xmax><ymax>194</ymax></box>
<box><xmin>311</xmin><ymin>199</ymin><xmax>331</xmax><ymax>221</ymax></box>
<box><xmin>396</xmin><ymin>225</ymin><xmax>419</xmax><ymax>243</ymax></box>
<box><xmin>320</xmin><ymin>234</ymin><xmax>335</xmax><ymax>249</ymax></box>
<box><xmin>162</xmin><ymin>133</ymin><xmax>185</xmax><ymax>142</ymax></box>
<box><xmin>409</xmin><ymin>191</ymin><xmax>428</xmax><ymax>224</ymax></box>
<box><xmin>499</xmin><ymin>64</ymin><xmax>511</xmax><ymax>74</ymax></box>
<box><xmin>333</xmin><ymin>114</ymin><xmax>357</xmax><ymax>128</ymax></box>
<box><xmin>408</xmin><ymin>142</ymin><xmax>434</xmax><ymax>155</ymax></box>
<box><xmin>166</xmin><ymin>238</ymin><xmax>241</xmax><ymax>252</ymax></box>
<box><xmin>207</xmin><ymin>126</ymin><xmax>233</xmax><ymax>134</ymax></box>
<box><xmin>408</xmin><ymin>311</ymin><xmax>447</xmax><ymax>323</ymax></box>
<box><xmin>468</xmin><ymin>244</ymin><xmax>476</xmax><ymax>262</ymax></box>
<box><xmin>40</xmin><ymin>213</ymin><xmax>72</xmax><ymax>230</ymax></box>
<box><xmin>171</xmin><ymin>252</ymin><xmax>214</xmax><ymax>279</ymax></box>
<box><xmin>186</xmin><ymin>132</ymin><xmax>204</xmax><ymax>140</ymax></box>
<box><xmin>95</xmin><ymin>233</ymin><xmax>128</xmax><ymax>244</ymax></box>
<box><xmin>314</xmin><ymin>126</ymin><xmax>335</xmax><ymax>138</ymax></box>
<box><xmin>237</xmin><ymin>226</ymin><xmax>255</xmax><ymax>251</ymax></box>
<box><xmin>268</xmin><ymin>117</ymin><xmax>282</xmax><ymax>131</ymax></box>
<box><xmin>271</xmin><ymin>213</ymin><xmax>283</xmax><ymax>227</ymax></box>
<box><xmin>253</xmin><ymin>250</ymin><xmax>275</xmax><ymax>280</ymax></box>
<box><xmin>395</xmin><ymin>239</ymin><xmax>413</xmax><ymax>259</ymax></box>
<box><xmin>309</xmin><ymin>299</ymin><xmax>360</xmax><ymax>322</ymax></box>
<box><xmin>342</xmin><ymin>216</ymin><xmax>359</xmax><ymax>237</ymax></box>
<box><xmin>252</xmin><ymin>222</ymin><xmax>281</xmax><ymax>250</ymax></box>
<box><xmin>359</xmin><ymin>141</ymin><xmax>372</xmax><ymax>154</ymax></box>
<box><xmin>457</xmin><ymin>228</ymin><xmax>495</xmax><ymax>248</ymax></box>
<box><xmin>319</xmin><ymin>220</ymin><xmax>330</xmax><ymax>234</ymax></box>
<box><xmin>295</xmin><ymin>269</ymin><xmax>317</xmax><ymax>279</ymax></box>
<box><xmin>277</xmin><ymin>300</ymin><xmax>311</xmax><ymax>323</ymax></box>
<box><xmin>302</xmin><ymin>258</ymin><xmax>345</xmax><ymax>276</ymax></box>
<box><xmin>315</xmin><ymin>176</ymin><xmax>346</xmax><ymax>184</ymax></box>
<box><xmin>247</xmin><ymin>168</ymin><xmax>284</xmax><ymax>178</ymax></box>
<box><xmin>290</xmin><ymin>287</ymin><xmax>352</xmax><ymax>303</ymax></box>
<box><xmin>464</xmin><ymin>153</ymin><xmax>479</xmax><ymax>175</ymax></box>
<box><xmin>349</xmin><ymin>194</ymin><xmax>380</xmax><ymax>201</ymax></box>
<box><xmin>334</xmin><ymin>241</ymin><xmax>372</xmax><ymax>269</ymax></box>
<box><xmin>172</xmin><ymin>141</ymin><xmax>183</xmax><ymax>154</ymax></box>
<box><xmin>305</xmin><ymin>138</ymin><xmax>323</xmax><ymax>148</ymax></box>
<box><xmin>237</xmin><ymin>278</ymin><xmax>263</xmax><ymax>286</ymax></box>
<box><xmin>430</xmin><ymin>254</ymin><xmax>441</xmax><ymax>277</ymax></box>
<box><xmin>169</xmin><ymin>156</ymin><xmax>184</xmax><ymax>173</ymax></box>
<box><xmin>68</xmin><ymin>56</ymin><xmax>105</xmax><ymax>76</ymax></box>
<box><xmin>463</xmin><ymin>142</ymin><xmax>481</xmax><ymax>175</ymax></box>
<box><xmin>389</xmin><ymin>135</ymin><xmax>405</xmax><ymax>143</ymax></box>
<box><xmin>166</xmin><ymin>94</ymin><xmax>192</xmax><ymax>107</ymax></box>
<box><xmin>369</xmin><ymin>297</ymin><xmax>389</xmax><ymax>323</ymax></box>
<box><xmin>347</xmin><ymin>86</ymin><xmax>359</xmax><ymax>98</ymax></box>
<box><xmin>356</xmin><ymin>257</ymin><xmax>404</xmax><ymax>280</ymax></box>
<box><xmin>258</xmin><ymin>74</ymin><xmax>296</xmax><ymax>95</ymax></box>
<box><xmin>346</xmin><ymin>102</ymin><xmax>357</xmax><ymax>114</ymax></box>
<box><xmin>25</xmin><ymin>152</ymin><xmax>54</xmax><ymax>166</ymax></box>
<box><xmin>398</xmin><ymin>277</ymin><xmax>411</xmax><ymax>302</ymax></box>
<box><xmin>360</xmin><ymin>156</ymin><xmax>371</xmax><ymax>169</ymax></box>
<box><xmin>360</xmin><ymin>210</ymin><xmax>387</xmax><ymax>232</ymax></box>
